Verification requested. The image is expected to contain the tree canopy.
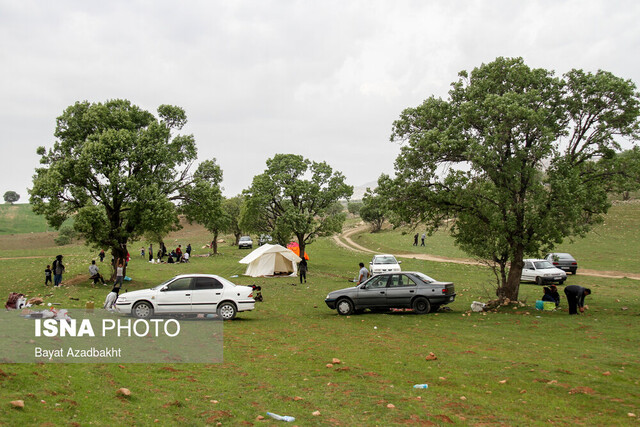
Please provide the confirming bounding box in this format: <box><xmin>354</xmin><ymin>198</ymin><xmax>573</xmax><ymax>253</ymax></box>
<box><xmin>3</xmin><ymin>191</ymin><xmax>20</xmax><ymax>204</ymax></box>
<box><xmin>387</xmin><ymin>57</ymin><xmax>640</xmax><ymax>300</ymax></box>
<box><xmin>29</xmin><ymin>99</ymin><xmax>216</xmax><ymax>268</ymax></box>
<box><xmin>180</xmin><ymin>159</ymin><xmax>226</xmax><ymax>254</ymax></box>
<box><xmin>242</xmin><ymin>153</ymin><xmax>353</xmax><ymax>257</ymax></box>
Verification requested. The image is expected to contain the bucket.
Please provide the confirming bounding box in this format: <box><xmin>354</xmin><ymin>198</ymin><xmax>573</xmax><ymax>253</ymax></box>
<box><xmin>535</xmin><ymin>300</ymin><xmax>544</xmax><ymax>310</ymax></box>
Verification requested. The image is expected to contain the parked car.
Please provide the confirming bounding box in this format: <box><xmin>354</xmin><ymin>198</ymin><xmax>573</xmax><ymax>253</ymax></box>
<box><xmin>544</xmin><ymin>253</ymin><xmax>578</xmax><ymax>275</ymax></box>
<box><xmin>325</xmin><ymin>271</ymin><xmax>456</xmax><ymax>315</ymax></box>
<box><xmin>369</xmin><ymin>254</ymin><xmax>401</xmax><ymax>275</ymax></box>
<box><xmin>258</xmin><ymin>234</ymin><xmax>272</xmax><ymax>246</ymax></box>
<box><xmin>520</xmin><ymin>259</ymin><xmax>567</xmax><ymax>285</ymax></box>
<box><xmin>114</xmin><ymin>274</ymin><xmax>256</xmax><ymax>320</ymax></box>
<box><xmin>238</xmin><ymin>235</ymin><xmax>253</xmax><ymax>249</ymax></box>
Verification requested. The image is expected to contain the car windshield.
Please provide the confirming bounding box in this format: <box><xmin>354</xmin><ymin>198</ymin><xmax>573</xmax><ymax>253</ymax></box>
<box><xmin>413</xmin><ymin>272</ymin><xmax>436</xmax><ymax>284</ymax></box>
<box><xmin>152</xmin><ymin>277</ymin><xmax>178</xmax><ymax>290</ymax></box>
<box><xmin>373</xmin><ymin>256</ymin><xmax>397</xmax><ymax>264</ymax></box>
<box><xmin>534</xmin><ymin>261</ymin><xmax>554</xmax><ymax>269</ymax></box>
<box><xmin>240</xmin><ymin>237</ymin><xmax>251</xmax><ymax>241</ymax></box>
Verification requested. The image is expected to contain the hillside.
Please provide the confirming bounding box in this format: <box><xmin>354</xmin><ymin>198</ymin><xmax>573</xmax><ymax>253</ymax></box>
<box><xmin>0</xmin><ymin>204</ymin><xmax>57</xmax><ymax>234</ymax></box>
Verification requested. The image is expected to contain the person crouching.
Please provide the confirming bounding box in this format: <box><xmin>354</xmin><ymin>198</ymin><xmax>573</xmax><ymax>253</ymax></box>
<box><xmin>103</xmin><ymin>287</ymin><xmax>120</xmax><ymax>311</ymax></box>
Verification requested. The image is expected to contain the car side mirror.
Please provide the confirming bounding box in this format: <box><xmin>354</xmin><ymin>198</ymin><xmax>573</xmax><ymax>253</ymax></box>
<box><xmin>160</xmin><ymin>286</ymin><xmax>168</xmax><ymax>292</ymax></box>
<box><xmin>398</xmin><ymin>261</ymin><xmax>402</xmax><ymax>264</ymax></box>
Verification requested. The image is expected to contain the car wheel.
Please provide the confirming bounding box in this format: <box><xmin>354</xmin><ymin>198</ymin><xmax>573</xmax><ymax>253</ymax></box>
<box><xmin>217</xmin><ymin>302</ymin><xmax>237</xmax><ymax>320</ymax></box>
<box><xmin>536</xmin><ymin>277</ymin><xmax>543</xmax><ymax>286</ymax></box>
<box><xmin>336</xmin><ymin>298</ymin><xmax>354</xmax><ymax>316</ymax></box>
<box><xmin>571</xmin><ymin>268</ymin><xmax>577</xmax><ymax>275</ymax></box>
<box><xmin>132</xmin><ymin>301</ymin><xmax>153</xmax><ymax>319</ymax></box>
<box><xmin>559</xmin><ymin>279</ymin><xmax>565</xmax><ymax>285</ymax></box>
<box><xmin>412</xmin><ymin>297</ymin><xmax>431</xmax><ymax>314</ymax></box>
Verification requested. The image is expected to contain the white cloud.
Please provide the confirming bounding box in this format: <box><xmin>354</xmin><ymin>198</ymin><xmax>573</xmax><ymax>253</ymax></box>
<box><xmin>2</xmin><ymin>0</ymin><xmax>640</xmax><ymax>199</ymax></box>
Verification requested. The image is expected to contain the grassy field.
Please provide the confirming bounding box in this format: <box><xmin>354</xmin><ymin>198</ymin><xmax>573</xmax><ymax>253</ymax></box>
<box><xmin>356</xmin><ymin>201</ymin><xmax>640</xmax><ymax>275</ymax></box>
<box><xmin>0</xmin><ymin>204</ymin><xmax>65</xmax><ymax>235</ymax></box>
<box><xmin>0</xmin><ymin>210</ymin><xmax>639</xmax><ymax>425</ymax></box>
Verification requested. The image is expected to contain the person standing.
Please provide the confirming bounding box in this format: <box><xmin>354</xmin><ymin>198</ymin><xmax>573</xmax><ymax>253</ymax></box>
<box><xmin>52</xmin><ymin>255</ymin><xmax>65</xmax><ymax>287</ymax></box>
<box><xmin>299</xmin><ymin>258</ymin><xmax>308</xmax><ymax>284</ymax></box>
<box><xmin>564</xmin><ymin>285</ymin><xmax>591</xmax><ymax>315</ymax></box>
<box><xmin>357</xmin><ymin>262</ymin><xmax>370</xmax><ymax>285</ymax></box>
<box><xmin>186</xmin><ymin>243</ymin><xmax>192</xmax><ymax>256</ymax></box>
<box><xmin>99</xmin><ymin>249</ymin><xmax>105</xmax><ymax>262</ymax></box>
<box><xmin>175</xmin><ymin>245</ymin><xmax>183</xmax><ymax>262</ymax></box>
<box><xmin>148</xmin><ymin>244</ymin><xmax>153</xmax><ymax>262</ymax></box>
<box><xmin>421</xmin><ymin>233</ymin><xmax>426</xmax><ymax>246</ymax></box>
<box><xmin>140</xmin><ymin>247</ymin><xmax>145</xmax><ymax>258</ymax></box>
<box><xmin>89</xmin><ymin>260</ymin><xmax>106</xmax><ymax>285</ymax></box>
<box><xmin>114</xmin><ymin>260</ymin><xmax>124</xmax><ymax>289</ymax></box>
<box><xmin>44</xmin><ymin>265</ymin><xmax>52</xmax><ymax>286</ymax></box>
<box><xmin>413</xmin><ymin>233</ymin><xmax>418</xmax><ymax>246</ymax></box>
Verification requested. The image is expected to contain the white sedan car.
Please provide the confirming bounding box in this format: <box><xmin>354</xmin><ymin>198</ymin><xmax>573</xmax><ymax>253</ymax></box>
<box><xmin>114</xmin><ymin>274</ymin><xmax>256</xmax><ymax>320</ymax></box>
<box><xmin>520</xmin><ymin>259</ymin><xmax>567</xmax><ymax>285</ymax></box>
<box><xmin>369</xmin><ymin>254</ymin><xmax>402</xmax><ymax>275</ymax></box>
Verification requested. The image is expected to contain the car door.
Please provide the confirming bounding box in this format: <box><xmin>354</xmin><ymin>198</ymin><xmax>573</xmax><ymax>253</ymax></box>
<box><xmin>521</xmin><ymin>262</ymin><xmax>535</xmax><ymax>282</ymax></box>
<box><xmin>385</xmin><ymin>274</ymin><xmax>417</xmax><ymax>308</ymax></box>
<box><xmin>356</xmin><ymin>275</ymin><xmax>389</xmax><ymax>308</ymax></box>
<box><xmin>155</xmin><ymin>277</ymin><xmax>193</xmax><ymax>313</ymax></box>
<box><xmin>190</xmin><ymin>276</ymin><xmax>224</xmax><ymax>313</ymax></box>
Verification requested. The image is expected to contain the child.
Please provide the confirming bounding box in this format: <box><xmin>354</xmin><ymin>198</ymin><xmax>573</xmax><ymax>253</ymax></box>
<box><xmin>45</xmin><ymin>265</ymin><xmax>52</xmax><ymax>286</ymax></box>
<box><xmin>114</xmin><ymin>260</ymin><xmax>124</xmax><ymax>289</ymax></box>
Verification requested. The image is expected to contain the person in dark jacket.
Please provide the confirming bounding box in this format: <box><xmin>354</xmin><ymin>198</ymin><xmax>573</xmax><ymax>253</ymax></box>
<box><xmin>542</xmin><ymin>285</ymin><xmax>561</xmax><ymax>307</ymax></box>
<box><xmin>564</xmin><ymin>285</ymin><xmax>591</xmax><ymax>315</ymax></box>
<box><xmin>52</xmin><ymin>255</ymin><xmax>65</xmax><ymax>287</ymax></box>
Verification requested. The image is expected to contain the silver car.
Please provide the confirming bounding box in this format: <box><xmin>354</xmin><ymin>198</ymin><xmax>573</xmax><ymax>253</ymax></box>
<box><xmin>325</xmin><ymin>271</ymin><xmax>456</xmax><ymax>315</ymax></box>
<box><xmin>544</xmin><ymin>253</ymin><xmax>578</xmax><ymax>275</ymax></box>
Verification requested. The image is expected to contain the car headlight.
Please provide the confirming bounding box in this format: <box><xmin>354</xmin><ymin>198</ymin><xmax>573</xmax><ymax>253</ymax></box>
<box><xmin>117</xmin><ymin>296</ymin><xmax>127</xmax><ymax>302</ymax></box>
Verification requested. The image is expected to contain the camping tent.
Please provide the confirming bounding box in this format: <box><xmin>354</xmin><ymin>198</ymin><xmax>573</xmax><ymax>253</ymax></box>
<box><xmin>286</xmin><ymin>242</ymin><xmax>310</xmax><ymax>260</ymax></box>
<box><xmin>239</xmin><ymin>244</ymin><xmax>302</xmax><ymax>277</ymax></box>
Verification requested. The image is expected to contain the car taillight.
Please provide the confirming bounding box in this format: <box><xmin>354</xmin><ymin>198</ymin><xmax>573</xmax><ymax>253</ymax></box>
<box><xmin>442</xmin><ymin>289</ymin><xmax>447</xmax><ymax>294</ymax></box>
<box><xmin>571</xmin><ymin>262</ymin><xmax>577</xmax><ymax>265</ymax></box>
<box><xmin>248</xmin><ymin>293</ymin><xmax>253</xmax><ymax>298</ymax></box>
<box><xmin>553</xmin><ymin>262</ymin><xmax>559</xmax><ymax>265</ymax></box>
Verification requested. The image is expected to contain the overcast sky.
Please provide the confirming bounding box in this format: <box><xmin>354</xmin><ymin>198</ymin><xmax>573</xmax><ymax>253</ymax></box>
<box><xmin>2</xmin><ymin>0</ymin><xmax>640</xmax><ymax>200</ymax></box>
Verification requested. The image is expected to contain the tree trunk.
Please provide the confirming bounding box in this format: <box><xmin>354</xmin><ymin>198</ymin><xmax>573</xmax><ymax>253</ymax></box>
<box><xmin>297</xmin><ymin>234</ymin><xmax>306</xmax><ymax>264</ymax></box>
<box><xmin>497</xmin><ymin>247</ymin><xmax>523</xmax><ymax>301</ymax></box>
<box><xmin>234</xmin><ymin>232</ymin><xmax>241</xmax><ymax>246</ymax></box>
<box><xmin>212</xmin><ymin>231</ymin><xmax>219</xmax><ymax>254</ymax></box>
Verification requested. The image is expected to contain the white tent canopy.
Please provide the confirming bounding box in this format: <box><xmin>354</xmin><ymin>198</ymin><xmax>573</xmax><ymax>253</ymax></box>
<box><xmin>238</xmin><ymin>244</ymin><xmax>302</xmax><ymax>277</ymax></box>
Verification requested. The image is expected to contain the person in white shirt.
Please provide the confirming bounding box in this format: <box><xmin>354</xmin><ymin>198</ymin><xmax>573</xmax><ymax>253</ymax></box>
<box><xmin>89</xmin><ymin>260</ymin><xmax>105</xmax><ymax>285</ymax></box>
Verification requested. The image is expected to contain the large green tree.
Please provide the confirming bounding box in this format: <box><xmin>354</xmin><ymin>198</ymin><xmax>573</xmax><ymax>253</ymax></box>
<box><xmin>222</xmin><ymin>195</ymin><xmax>245</xmax><ymax>245</ymax></box>
<box><xmin>360</xmin><ymin>190</ymin><xmax>388</xmax><ymax>232</ymax></box>
<box><xmin>3</xmin><ymin>191</ymin><xmax>20</xmax><ymax>204</ymax></box>
<box><xmin>180</xmin><ymin>160</ymin><xmax>227</xmax><ymax>254</ymax></box>
<box><xmin>242</xmin><ymin>154</ymin><xmax>353</xmax><ymax>258</ymax></box>
<box><xmin>387</xmin><ymin>57</ymin><xmax>640</xmax><ymax>300</ymax></box>
<box><xmin>29</xmin><ymin>99</ymin><xmax>214</xmax><ymax>273</ymax></box>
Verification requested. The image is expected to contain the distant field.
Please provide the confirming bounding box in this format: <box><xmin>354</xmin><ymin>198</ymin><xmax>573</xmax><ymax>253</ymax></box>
<box><xmin>0</xmin><ymin>204</ymin><xmax>57</xmax><ymax>234</ymax></box>
<box><xmin>356</xmin><ymin>201</ymin><xmax>640</xmax><ymax>274</ymax></box>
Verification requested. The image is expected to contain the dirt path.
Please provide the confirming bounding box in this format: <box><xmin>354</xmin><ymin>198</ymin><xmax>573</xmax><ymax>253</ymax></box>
<box><xmin>334</xmin><ymin>223</ymin><xmax>640</xmax><ymax>281</ymax></box>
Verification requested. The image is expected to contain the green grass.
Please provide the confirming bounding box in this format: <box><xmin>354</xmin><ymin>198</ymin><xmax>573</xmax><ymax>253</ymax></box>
<box><xmin>0</xmin><ymin>204</ymin><xmax>70</xmax><ymax>235</ymax></box>
<box><xmin>357</xmin><ymin>202</ymin><xmax>640</xmax><ymax>274</ymax></box>
<box><xmin>0</xmin><ymin>211</ymin><xmax>639</xmax><ymax>425</ymax></box>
